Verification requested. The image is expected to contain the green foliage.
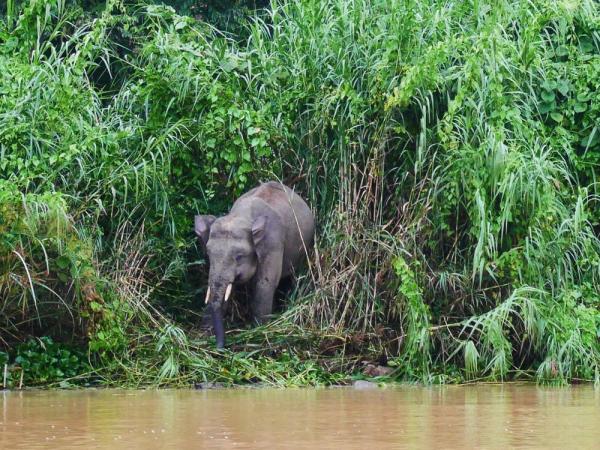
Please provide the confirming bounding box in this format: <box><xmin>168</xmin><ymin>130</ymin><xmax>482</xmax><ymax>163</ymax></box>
<box><xmin>390</xmin><ymin>257</ymin><xmax>431</xmax><ymax>381</ymax></box>
<box><xmin>0</xmin><ymin>180</ymin><xmax>100</xmax><ymax>344</ymax></box>
<box><xmin>13</xmin><ymin>337</ymin><xmax>90</xmax><ymax>386</ymax></box>
<box><xmin>86</xmin><ymin>294</ymin><xmax>131</xmax><ymax>356</ymax></box>
<box><xmin>0</xmin><ymin>0</ymin><xmax>599</xmax><ymax>387</ymax></box>
<box><xmin>534</xmin><ymin>16</ymin><xmax>600</xmax><ymax>196</ymax></box>
<box><xmin>536</xmin><ymin>289</ymin><xmax>600</xmax><ymax>383</ymax></box>
<box><xmin>162</xmin><ymin>0</ymin><xmax>270</xmax><ymax>39</ymax></box>
<box><xmin>125</xmin><ymin>5</ymin><xmax>281</xmax><ymax>209</ymax></box>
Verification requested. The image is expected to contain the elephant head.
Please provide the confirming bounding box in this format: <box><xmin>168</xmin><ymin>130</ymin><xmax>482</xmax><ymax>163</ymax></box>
<box><xmin>194</xmin><ymin>214</ymin><xmax>268</xmax><ymax>348</ymax></box>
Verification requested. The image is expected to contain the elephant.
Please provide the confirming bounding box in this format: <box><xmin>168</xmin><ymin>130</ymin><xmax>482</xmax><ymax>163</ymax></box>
<box><xmin>195</xmin><ymin>181</ymin><xmax>315</xmax><ymax>349</ymax></box>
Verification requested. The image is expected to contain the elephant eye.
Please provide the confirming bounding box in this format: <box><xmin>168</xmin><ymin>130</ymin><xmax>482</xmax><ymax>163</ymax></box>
<box><xmin>234</xmin><ymin>254</ymin><xmax>244</xmax><ymax>262</ymax></box>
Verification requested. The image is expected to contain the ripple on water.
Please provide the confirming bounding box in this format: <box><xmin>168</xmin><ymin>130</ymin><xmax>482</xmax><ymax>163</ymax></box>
<box><xmin>0</xmin><ymin>385</ymin><xmax>599</xmax><ymax>449</ymax></box>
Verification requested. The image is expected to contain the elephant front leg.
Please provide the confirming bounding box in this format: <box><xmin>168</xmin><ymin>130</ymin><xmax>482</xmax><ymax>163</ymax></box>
<box><xmin>251</xmin><ymin>279</ymin><xmax>278</xmax><ymax>324</ymax></box>
<box><xmin>251</xmin><ymin>249</ymin><xmax>283</xmax><ymax>325</ymax></box>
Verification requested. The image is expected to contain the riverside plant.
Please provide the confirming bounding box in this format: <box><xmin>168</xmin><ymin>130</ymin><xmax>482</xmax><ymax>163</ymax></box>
<box><xmin>0</xmin><ymin>0</ymin><xmax>598</xmax><ymax>386</ymax></box>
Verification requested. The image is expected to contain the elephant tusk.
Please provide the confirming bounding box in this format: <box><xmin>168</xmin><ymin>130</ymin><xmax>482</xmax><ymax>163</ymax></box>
<box><xmin>224</xmin><ymin>283</ymin><xmax>233</xmax><ymax>302</ymax></box>
<box><xmin>205</xmin><ymin>287</ymin><xmax>211</xmax><ymax>304</ymax></box>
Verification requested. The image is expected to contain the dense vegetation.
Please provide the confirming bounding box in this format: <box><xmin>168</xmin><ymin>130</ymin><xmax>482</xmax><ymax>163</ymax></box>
<box><xmin>0</xmin><ymin>0</ymin><xmax>598</xmax><ymax>387</ymax></box>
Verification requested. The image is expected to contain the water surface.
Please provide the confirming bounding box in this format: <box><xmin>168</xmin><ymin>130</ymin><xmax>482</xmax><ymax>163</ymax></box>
<box><xmin>1</xmin><ymin>384</ymin><xmax>598</xmax><ymax>449</ymax></box>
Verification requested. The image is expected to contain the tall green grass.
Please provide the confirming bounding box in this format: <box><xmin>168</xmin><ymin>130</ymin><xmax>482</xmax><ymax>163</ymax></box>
<box><xmin>0</xmin><ymin>0</ymin><xmax>598</xmax><ymax>385</ymax></box>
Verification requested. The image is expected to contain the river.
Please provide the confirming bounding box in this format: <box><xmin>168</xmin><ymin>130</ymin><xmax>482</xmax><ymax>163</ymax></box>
<box><xmin>1</xmin><ymin>384</ymin><xmax>598</xmax><ymax>449</ymax></box>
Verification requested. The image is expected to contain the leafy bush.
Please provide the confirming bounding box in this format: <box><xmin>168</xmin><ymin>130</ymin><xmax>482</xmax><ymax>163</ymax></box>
<box><xmin>13</xmin><ymin>337</ymin><xmax>91</xmax><ymax>385</ymax></box>
<box><xmin>0</xmin><ymin>180</ymin><xmax>101</xmax><ymax>343</ymax></box>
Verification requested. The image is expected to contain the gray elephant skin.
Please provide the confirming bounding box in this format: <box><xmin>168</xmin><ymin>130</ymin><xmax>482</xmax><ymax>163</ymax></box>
<box><xmin>195</xmin><ymin>181</ymin><xmax>315</xmax><ymax>349</ymax></box>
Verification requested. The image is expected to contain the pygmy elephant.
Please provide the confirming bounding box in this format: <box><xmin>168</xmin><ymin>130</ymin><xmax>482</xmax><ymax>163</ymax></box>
<box><xmin>195</xmin><ymin>181</ymin><xmax>315</xmax><ymax>348</ymax></box>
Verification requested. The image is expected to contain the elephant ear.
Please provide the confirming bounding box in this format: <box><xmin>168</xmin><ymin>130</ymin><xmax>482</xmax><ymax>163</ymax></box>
<box><xmin>252</xmin><ymin>213</ymin><xmax>283</xmax><ymax>259</ymax></box>
<box><xmin>195</xmin><ymin>215</ymin><xmax>216</xmax><ymax>247</ymax></box>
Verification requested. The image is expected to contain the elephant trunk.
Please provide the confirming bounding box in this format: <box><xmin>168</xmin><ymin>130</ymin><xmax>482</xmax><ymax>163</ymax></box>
<box><xmin>206</xmin><ymin>279</ymin><xmax>233</xmax><ymax>349</ymax></box>
<box><xmin>210</xmin><ymin>301</ymin><xmax>225</xmax><ymax>349</ymax></box>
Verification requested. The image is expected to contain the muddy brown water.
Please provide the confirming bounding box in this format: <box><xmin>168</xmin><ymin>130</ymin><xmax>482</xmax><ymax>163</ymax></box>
<box><xmin>1</xmin><ymin>384</ymin><xmax>598</xmax><ymax>449</ymax></box>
